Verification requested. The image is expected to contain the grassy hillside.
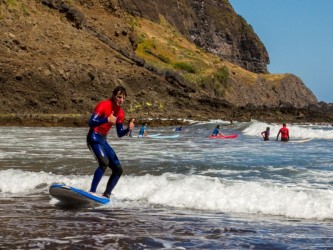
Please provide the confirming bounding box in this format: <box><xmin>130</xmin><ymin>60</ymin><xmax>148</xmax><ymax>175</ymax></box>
<box><xmin>131</xmin><ymin>15</ymin><xmax>286</xmax><ymax>98</ymax></box>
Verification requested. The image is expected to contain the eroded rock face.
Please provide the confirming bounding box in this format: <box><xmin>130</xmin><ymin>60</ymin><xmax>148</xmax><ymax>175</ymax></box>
<box><xmin>224</xmin><ymin>74</ymin><xmax>317</xmax><ymax>108</ymax></box>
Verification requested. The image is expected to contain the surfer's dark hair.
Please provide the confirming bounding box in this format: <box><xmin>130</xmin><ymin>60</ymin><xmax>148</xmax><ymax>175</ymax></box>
<box><xmin>112</xmin><ymin>86</ymin><xmax>127</xmax><ymax>97</ymax></box>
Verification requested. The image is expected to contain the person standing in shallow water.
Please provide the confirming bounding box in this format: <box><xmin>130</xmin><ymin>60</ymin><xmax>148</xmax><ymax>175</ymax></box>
<box><xmin>87</xmin><ymin>86</ymin><xmax>135</xmax><ymax>198</ymax></box>
<box><xmin>138</xmin><ymin>123</ymin><xmax>148</xmax><ymax>137</ymax></box>
<box><xmin>261</xmin><ymin>127</ymin><xmax>270</xmax><ymax>141</ymax></box>
<box><xmin>276</xmin><ymin>123</ymin><xmax>289</xmax><ymax>142</ymax></box>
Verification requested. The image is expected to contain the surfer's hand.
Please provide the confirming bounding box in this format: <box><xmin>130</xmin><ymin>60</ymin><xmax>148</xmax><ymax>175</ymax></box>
<box><xmin>108</xmin><ymin>112</ymin><xmax>117</xmax><ymax>124</ymax></box>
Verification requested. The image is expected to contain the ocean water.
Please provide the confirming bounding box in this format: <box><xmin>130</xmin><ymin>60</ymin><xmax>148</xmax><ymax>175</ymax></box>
<box><xmin>1</xmin><ymin>120</ymin><xmax>333</xmax><ymax>249</ymax></box>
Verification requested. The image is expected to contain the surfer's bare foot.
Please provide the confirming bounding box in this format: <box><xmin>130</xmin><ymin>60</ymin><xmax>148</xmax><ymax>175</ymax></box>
<box><xmin>103</xmin><ymin>192</ymin><xmax>110</xmax><ymax>199</ymax></box>
<box><xmin>90</xmin><ymin>192</ymin><xmax>106</xmax><ymax>198</ymax></box>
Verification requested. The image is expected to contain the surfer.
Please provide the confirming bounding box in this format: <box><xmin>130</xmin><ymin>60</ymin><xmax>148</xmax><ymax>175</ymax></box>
<box><xmin>87</xmin><ymin>86</ymin><xmax>135</xmax><ymax>198</ymax></box>
<box><xmin>138</xmin><ymin>123</ymin><xmax>148</xmax><ymax>137</ymax></box>
<box><xmin>175</xmin><ymin>126</ymin><xmax>183</xmax><ymax>132</ymax></box>
<box><xmin>211</xmin><ymin>125</ymin><xmax>225</xmax><ymax>136</ymax></box>
<box><xmin>261</xmin><ymin>127</ymin><xmax>270</xmax><ymax>141</ymax></box>
<box><xmin>276</xmin><ymin>123</ymin><xmax>289</xmax><ymax>142</ymax></box>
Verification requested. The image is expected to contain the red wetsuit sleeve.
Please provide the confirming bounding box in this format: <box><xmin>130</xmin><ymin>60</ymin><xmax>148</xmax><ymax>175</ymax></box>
<box><xmin>90</xmin><ymin>100</ymin><xmax>112</xmax><ymax>135</ymax></box>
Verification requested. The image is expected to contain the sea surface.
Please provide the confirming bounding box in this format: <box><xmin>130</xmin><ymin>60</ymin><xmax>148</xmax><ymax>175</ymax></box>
<box><xmin>1</xmin><ymin>120</ymin><xmax>333</xmax><ymax>249</ymax></box>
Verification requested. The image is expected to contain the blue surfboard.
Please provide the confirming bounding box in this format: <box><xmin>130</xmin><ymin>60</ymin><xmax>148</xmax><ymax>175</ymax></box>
<box><xmin>49</xmin><ymin>183</ymin><xmax>110</xmax><ymax>208</ymax></box>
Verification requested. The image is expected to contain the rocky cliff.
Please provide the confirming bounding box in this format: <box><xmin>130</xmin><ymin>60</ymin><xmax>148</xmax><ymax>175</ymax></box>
<box><xmin>0</xmin><ymin>0</ymin><xmax>328</xmax><ymax>125</ymax></box>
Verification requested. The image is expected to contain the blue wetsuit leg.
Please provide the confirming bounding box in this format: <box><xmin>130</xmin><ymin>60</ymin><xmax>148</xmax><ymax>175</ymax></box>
<box><xmin>87</xmin><ymin>132</ymin><xmax>108</xmax><ymax>192</ymax></box>
<box><xmin>87</xmin><ymin>131</ymin><xmax>123</xmax><ymax>195</ymax></box>
<box><xmin>103</xmin><ymin>142</ymin><xmax>123</xmax><ymax>196</ymax></box>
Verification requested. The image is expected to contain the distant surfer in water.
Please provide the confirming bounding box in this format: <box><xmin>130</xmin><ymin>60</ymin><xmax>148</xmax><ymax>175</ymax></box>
<box><xmin>276</xmin><ymin>123</ymin><xmax>289</xmax><ymax>142</ymax></box>
<box><xmin>211</xmin><ymin>125</ymin><xmax>224</xmax><ymax>136</ymax></box>
<box><xmin>175</xmin><ymin>126</ymin><xmax>183</xmax><ymax>132</ymax></box>
<box><xmin>261</xmin><ymin>127</ymin><xmax>270</xmax><ymax>141</ymax></box>
<box><xmin>87</xmin><ymin>86</ymin><xmax>135</xmax><ymax>198</ymax></box>
<box><xmin>138</xmin><ymin>123</ymin><xmax>148</xmax><ymax>137</ymax></box>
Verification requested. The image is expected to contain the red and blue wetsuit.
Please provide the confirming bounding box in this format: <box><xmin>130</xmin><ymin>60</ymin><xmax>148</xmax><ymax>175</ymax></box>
<box><xmin>87</xmin><ymin>99</ymin><xmax>129</xmax><ymax>197</ymax></box>
<box><xmin>278</xmin><ymin>127</ymin><xmax>289</xmax><ymax>141</ymax></box>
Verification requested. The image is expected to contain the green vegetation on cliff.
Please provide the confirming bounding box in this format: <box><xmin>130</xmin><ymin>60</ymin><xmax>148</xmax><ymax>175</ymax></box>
<box><xmin>131</xmin><ymin>15</ymin><xmax>290</xmax><ymax>98</ymax></box>
<box><xmin>133</xmin><ymin>15</ymin><xmax>231</xmax><ymax>97</ymax></box>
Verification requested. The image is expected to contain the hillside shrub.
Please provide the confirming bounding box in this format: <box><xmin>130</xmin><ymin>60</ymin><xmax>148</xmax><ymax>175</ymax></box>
<box><xmin>174</xmin><ymin>62</ymin><xmax>196</xmax><ymax>73</ymax></box>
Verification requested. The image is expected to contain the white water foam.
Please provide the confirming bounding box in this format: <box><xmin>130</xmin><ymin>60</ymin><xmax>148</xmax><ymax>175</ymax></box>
<box><xmin>2</xmin><ymin>169</ymin><xmax>333</xmax><ymax>220</ymax></box>
<box><xmin>242</xmin><ymin>120</ymin><xmax>333</xmax><ymax>139</ymax></box>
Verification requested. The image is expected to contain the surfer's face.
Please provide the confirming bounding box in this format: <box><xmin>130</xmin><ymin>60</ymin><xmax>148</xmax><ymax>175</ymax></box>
<box><xmin>113</xmin><ymin>91</ymin><xmax>125</xmax><ymax>107</ymax></box>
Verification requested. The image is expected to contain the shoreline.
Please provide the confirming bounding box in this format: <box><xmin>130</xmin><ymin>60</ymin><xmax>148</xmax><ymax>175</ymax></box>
<box><xmin>0</xmin><ymin>113</ymin><xmax>332</xmax><ymax>127</ymax></box>
<box><xmin>0</xmin><ymin>114</ymin><xmax>193</xmax><ymax>127</ymax></box>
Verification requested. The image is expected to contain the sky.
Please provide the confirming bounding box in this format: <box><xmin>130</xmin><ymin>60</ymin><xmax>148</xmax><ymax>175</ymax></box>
<box><xmin>229</xmin><ymin>0</ymin><xmax>333</xmax><ymax>103</ymax></box>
